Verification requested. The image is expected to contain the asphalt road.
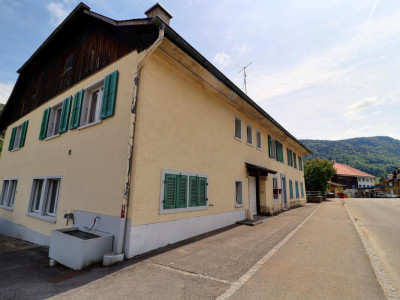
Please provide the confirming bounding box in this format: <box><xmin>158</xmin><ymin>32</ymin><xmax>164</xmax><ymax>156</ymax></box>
<box><xmin>51</xmin><ymin>199</ymin><xmax>387</xmax><ymax>300</ymax></box>
<box><xmin>345</xmin><ymin>197</ymin><xmax>400</xmax><ymax>296</ymax></box>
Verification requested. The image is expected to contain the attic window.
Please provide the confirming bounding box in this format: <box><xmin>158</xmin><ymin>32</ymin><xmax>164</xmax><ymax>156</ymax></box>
<box><xmin>64</xmin><ymin>54</ymin><xmax>74</xmax><ymax>72</ymax></box>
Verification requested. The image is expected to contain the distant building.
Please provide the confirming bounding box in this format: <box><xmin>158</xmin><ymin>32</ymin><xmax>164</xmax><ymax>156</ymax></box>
<box><xmin>330</xmin><ymin>162</ymin><xmax>375</xmax><ymax>197</ymax></box>
<box><xmin>381</xmin><ymin>168</ymin><xmax>400</xmax><ymax>196</ymax></box>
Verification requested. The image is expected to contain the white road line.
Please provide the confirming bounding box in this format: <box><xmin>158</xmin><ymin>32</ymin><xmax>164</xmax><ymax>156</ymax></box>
<box><xmin>148</xmin><ymin>261</ymin><xmax>232</xmax><ymax>285</ymax></box>
<box><xmin>344</xmin><ymin>204</ymin><xmax>399</xmax><ymax>300</ymax></box>
<box><xmin>216</xmin><ymin>203</ymin><xmax>322</xmax><ymax>300</ymax></box>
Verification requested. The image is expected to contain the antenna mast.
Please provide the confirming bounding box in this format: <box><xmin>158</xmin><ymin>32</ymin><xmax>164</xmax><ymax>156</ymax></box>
<box><xmin>238</xmin><ymin>61</ymin><xmax>253</xmax><ymax>94</ymax></box>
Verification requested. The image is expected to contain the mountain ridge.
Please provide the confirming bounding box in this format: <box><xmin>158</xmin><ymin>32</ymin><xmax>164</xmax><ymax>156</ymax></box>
<box><xmin>300</xmin><ymin>136</ymin><xmax>400</xmax><ymax>178</ymax></box>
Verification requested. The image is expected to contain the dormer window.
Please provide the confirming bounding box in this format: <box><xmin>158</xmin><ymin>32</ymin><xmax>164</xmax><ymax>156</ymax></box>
<box><xmin>64</xmin><ymin>53</ymin><xmax>74</xmax><ymax>72</ymax></box>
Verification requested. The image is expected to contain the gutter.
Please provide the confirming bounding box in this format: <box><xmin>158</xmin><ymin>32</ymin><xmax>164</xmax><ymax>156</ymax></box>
<box><xmin>114</xmin><ymin>19</ymin><xmax>165</xmax><ymax>257</ymax></box>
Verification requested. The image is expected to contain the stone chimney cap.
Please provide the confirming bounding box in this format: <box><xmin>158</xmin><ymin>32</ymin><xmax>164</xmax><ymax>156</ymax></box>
<box><xmin>145</xmin><ymin>3</ymin><xmax>173</xmax><ymax>25</ymax></box>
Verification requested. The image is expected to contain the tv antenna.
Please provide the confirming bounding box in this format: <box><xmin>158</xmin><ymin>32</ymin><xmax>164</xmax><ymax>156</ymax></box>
<box><xmin>238</xmin><ymin>61</ymin><xmax>253</xmax><ymax>94</ymax></box>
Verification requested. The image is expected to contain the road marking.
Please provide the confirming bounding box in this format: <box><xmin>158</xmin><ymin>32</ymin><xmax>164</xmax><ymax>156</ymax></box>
<box><xmin>345</xmin><ymin>204</ymin><xmax>399</xmax><ymax>300</ymax></box>
<box><xmin>148</xmin><ymin>261</ymin><xmax>232</xmax><ymax>285</ymax></box>
<box><xmin>216</xmin><ymin>203</ymin><xmax>322</xmax><ymax>300</ymax></box>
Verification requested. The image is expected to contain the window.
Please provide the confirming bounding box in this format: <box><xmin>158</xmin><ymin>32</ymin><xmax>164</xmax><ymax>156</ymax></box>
<box><xmin>69</xmin><ymin>70</ymin><xmax>119</xmax><ymax>129</ymax></box>
<box><xmin>234</xmin><ymin>116</ymin><xmax>242</xmax><ymax>140</ymax></box>
<box><xmin>64</xmin><ymin>54</ymin><xmax>74</xmax><ymax>72</ymax></box>
<box><xmin>0</xmin><ymin>179</ymin><xmax>17</xmax><ymax>209</ymax></box>
<box><xmin>160</xmin><ymin>169</ymin><xmax>208</xmax><ymax>214</ymax></box>
<box><xmin>289</xmin><ymin>180</ymin><xmax>293</xmax><ymax>198</ymax></box>
<box><xmin>39</xmin><ymin>96</ymin><xmax>71</xmax><ymax>140</ymax></box>
<box><xmin>80</xmin><ymin>83</ymin><xmax>103</xmax><ymax>126</ymax></box>
<box><xmin>273</xmin><ymin>177</ymin><xmax>279</xmax><ymax>200</ymax></box>
<box><xmin>246</xmin><ymin>124</ymin><xmax>253</xmax><ymax>145</ymax></box>
<box><xmin>27</xmin><ymin>177</ymin><xmax>61</xmax><ymax>222</ymax></box>
<box><xmin>275</xmin><ymin>141</ymin><xmax>284</xmax><ymax>162</ymax></box>
<box><xmin>256</xmin><ymin>130</ymin><xmax>261</xmax><ymax>149</ymax></box>
<box><xmin>235</xmin><ymin>180</ymin><xmax>243</xmax><ymax>206</ymax></box>
<box><xmin>268</xmin><ymin>135</ymin><xmax>276</xmax><ymax>159</ymax></box>
<box><xmin>295</xmin><ymin>181</ymin><xmax>299</xmax><ymax>198</ymax></box>
<box><xmin>300</xmin><ymin>182</ymin><xmax>304</xmax><ymax>197</ymax></box>
<box><xmin>287</xmin><ymin>148</ymin><xmax>292</xmax><ymax>166</ymax></box>
<box><xmin>8</xmin><ymin>121</ymin><xmax>29</xmax><ymax>151</ymax></box>
<box><xmin>293</xmin><ymin>152</ymin><xmax>297</xmax><ymax>168</ymax></box>
<box><xmin>298</xmin><ymin>156</ymin><xmax>303</xmax><ymax>171</ymax></box>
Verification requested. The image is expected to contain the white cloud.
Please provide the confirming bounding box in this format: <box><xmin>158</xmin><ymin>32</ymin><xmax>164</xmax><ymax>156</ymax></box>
<box><xmin>344</xmin><ymin>96</ymin><xmax>385</xmax><ymax>121</ymax></box>
<box><xmin>235</xmin><ymin>43</ymin><xmax>249</xmax><ymax>54</ymax></box>
<box><xmin>0</xmin><ymin>81</ymin><xmax>14</xmax><ymax>104</ymax></box>
<box><xmin>47</xmin><ymin>2</ymin><xmax>69</xmax><ymax>27</ymax></box>
<box><xmin>213</xmin><ymin>51</ymin><xmax>232</xmax><ymax>68</ymax></box>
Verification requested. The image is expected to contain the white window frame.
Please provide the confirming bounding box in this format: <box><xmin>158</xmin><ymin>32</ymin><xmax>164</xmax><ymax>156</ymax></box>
<box><xmin>235</xmin><ymin>180</ymin><xmax>243</xmax><ymax>207</ymax></box>
<box><xmin>234</xmin><ymin>116</ymin><xmax>242</xmax><ymax>141</ymax></box>
<box><xmin>11</xmin><ymin>124</ymin><xmax>23</xmax><ymax>151</ymax></box>
<box><xmin>27</xmin><ymin>176</ymin><xmax>62</xmax><ymax>223</ymax></box>
<box><xmin>79</xmin><ymin>80</ymin><xmax>104</xmax><ymax>128</ymax></box>
<box><xmin>159</xmin><ymin>169</ymin><xmax>208</xmax><ymax>215</ymax></box>
<box><xmin>0</xmin><ymin>178</ymin><xmax>18</xmax><ymax>210</ymax></box>
<box><xmin>246</xmin><ymin>123</ymin><xmax>253</xmax><ymax>146</ymax></box>
<box><xmin>46</xmin><ymin>102</ymin><xmax>63</xmax><ymax>139</ymax></box>
<box><xmin>256</xmin><ymin>130</ymin><xmax>262</xmax><ymax>150</ymax></box>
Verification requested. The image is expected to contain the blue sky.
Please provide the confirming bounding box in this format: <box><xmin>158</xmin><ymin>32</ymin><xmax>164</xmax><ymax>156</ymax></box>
<box><xmin>1</xmin><ymin>0</ymin><xmax>399</xmax><ymax>140</ymax></box>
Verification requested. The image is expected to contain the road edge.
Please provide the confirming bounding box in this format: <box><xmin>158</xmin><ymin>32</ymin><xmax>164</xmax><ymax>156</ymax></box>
<box><xmin>344</xmin><ymin>203</ymin><xmax>399</xmax><ymax>300</ymax></box>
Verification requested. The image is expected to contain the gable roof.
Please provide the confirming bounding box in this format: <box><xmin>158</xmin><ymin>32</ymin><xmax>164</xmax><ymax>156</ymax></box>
<box><xmin>334</xmin><ymin>163</ymin><xmax>375</xmax><ymax>178</ymax></box>
<box><xmin>1</xmin><ymin>2</ymin><xmax>312</xmax><ymax>155</ymax></box>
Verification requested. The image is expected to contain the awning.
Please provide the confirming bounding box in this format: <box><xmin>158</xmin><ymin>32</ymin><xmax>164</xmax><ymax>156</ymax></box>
<box><xmin>245</xmin><ymin>162</ymin><xmax>277</xmax><ymax>176</ymax></box>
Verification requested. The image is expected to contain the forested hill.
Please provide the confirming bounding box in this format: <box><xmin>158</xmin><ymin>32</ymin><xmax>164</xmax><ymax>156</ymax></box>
<box><xmin>300</xmin><ymin>136</ymin><xmax>400</xmax><ymax>178</ymax></box>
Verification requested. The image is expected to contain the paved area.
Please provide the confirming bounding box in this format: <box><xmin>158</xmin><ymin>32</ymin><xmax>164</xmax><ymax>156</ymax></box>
<box><xmin>1</xmin><ymin>200</ymin><xmax>388</xmax><ymax>299</ymax></box>
<box><xmin>346</xmin><ymin>197</ymin><xmax>400</xmax><ymax>297</ymax></box>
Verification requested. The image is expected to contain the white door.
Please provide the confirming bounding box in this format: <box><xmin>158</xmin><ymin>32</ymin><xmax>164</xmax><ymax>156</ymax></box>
<box><xmin>249</xmin><ymin>176</ymin><xmax>257</xmax><ymax>215</ymax></box>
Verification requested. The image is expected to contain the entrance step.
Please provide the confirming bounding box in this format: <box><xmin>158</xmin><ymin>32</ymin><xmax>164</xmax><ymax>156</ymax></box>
<box><xmin>236</xmin><ymin>219</ymin><xmax>263</xmax><ymax>226</ymax></box>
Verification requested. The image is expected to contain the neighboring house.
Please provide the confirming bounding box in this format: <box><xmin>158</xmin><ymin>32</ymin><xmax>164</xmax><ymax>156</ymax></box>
<box><xmin>381</xmin><ymin>168</ymin><xmax>400</xmax><ymax>195</ymax></box>
<box><xmin>331</xmin><ymin>162</ymin><xmax>375</xmax><ymax>197</ymax></box>
<box><xmin>0</xmin><ymin>3</ymin><xmax>311</xmax><ymax>260</ymax></box>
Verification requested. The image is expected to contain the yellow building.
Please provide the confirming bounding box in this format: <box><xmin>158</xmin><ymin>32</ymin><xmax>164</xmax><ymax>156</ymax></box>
<box><xmin>0</xmin><ymin>3</ymin><xmax>311</xmax><ymax>259</ymax></box>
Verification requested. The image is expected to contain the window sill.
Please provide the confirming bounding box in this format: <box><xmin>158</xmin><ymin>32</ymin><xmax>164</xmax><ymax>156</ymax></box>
<box><xmin>10</xmin><ymin>147</ymin><xmax>20</xmax><ymax>152</ymax></box>
<box><xmin>160</xmin><ymin>205</ymin><xmax>208</xmax><ymax>215</ymax></box>
<box><xmin>78</xmin><ymin>120</ymin><xmax>102</xmax><ymax>130</ymax></box>
<box><xmin>45</xmin><ymin>134</ymin><xmax>60</xmax><ymax>141</ymax></box>
<box><xmin>26</xmin><ymin>212</ymin><xmax>56</xmax><ymax>223</ymax></box>
<box><xmin>234</xmin><ymin>137</ymin><xmax>242</xmax><ymax>142</ymax></box>
<box><xmin>0</xmin><ymin>205</ymin><xmax>13</xmax><ymax>211</ymax></box>
<box><xmin>256</xmin><ymin>147</ymin><xmax>262</xmax><ymax>151</ymax></box>
<box><xmin>235</xmin><ymin>203</ymin><xmax>243</xmax><ymax>208</ymax></box>
<box><xmin>246</xmin><ymin>142</ymin><xmax>253</xmax><ymax>147</ymax></box>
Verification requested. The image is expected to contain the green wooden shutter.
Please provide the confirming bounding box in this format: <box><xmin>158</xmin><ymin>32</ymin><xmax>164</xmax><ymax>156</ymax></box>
<box><xmin>39</xmin><ymin>108</ymin><xmax>50</xmax><ymax>140</ymax></box>
<box><xmin>164</xmin><ymin>174</ymin><xmax>176</xmax><ymax>209</ymax></box>
<box><xmin>268</xmin><ymin>135</ymin><xmax>272</xmax><ymax>158</ymax></box>
<box><xmin>295</xmin><ymin>181</ymin><xmax>299</xmax><ymax>198</ymax></box>
<box><xmin>19</xmin><ymin>120</ymin><xmax>29</xmax><ymax>148</ymax></box>
<box><xmin>69</xmin><ymin>90</ymin><xmax>84</xmax><ymax>129</ymax></box>
<box><xmin>293</xmin><ymin>152</ymin><xmax>297</xmax><ymax>168</ymax></box>
<box><xmin>101</xmin><ymin>70</ymin><xmax>118</xmax><ymax>119</ymax></box>
<box><xmin>176</xmin><ymin>175</ymin><xmax>187</xmax><ymax>208</ymax></box>
<box><xmin>300</xmin><ymin>182</ymin><xmax>304</xmax><ymax>197</ymax></box>
<box><xmin>8</xmin><ymin>127</ymin><xmax>17</xmax><ymax>151</ymax></box>
<box><xmin>59</xmin><ymin>96</ymin><xmax>72</xmax><ymax>133</ymax></box>
<box><xmin>189</xmin><ymin>176</ymin><xmax>198</xmax><ymax>207</ymax></box>
<box><xmin>199</xmin><ymin>177</ymin><xmax>207</xmax><ymax>206</ymax></box>
<box><xmin>289</xmin><ymin>180</ymin><xmax>293</xmax><ymax>198</ymax></box>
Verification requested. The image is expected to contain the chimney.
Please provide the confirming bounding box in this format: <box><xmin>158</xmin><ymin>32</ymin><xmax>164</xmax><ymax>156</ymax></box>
<box><xmin>145</xmin><ymin>3</ymin><xmax>173</xmax><ymax>25</ymax></box>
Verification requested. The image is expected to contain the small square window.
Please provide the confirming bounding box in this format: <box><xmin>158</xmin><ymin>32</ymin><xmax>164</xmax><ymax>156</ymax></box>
<box><xmin>256</xmin><ymin>130</ymin><xmax>261</xmax><ymax>149</ymax></box>
<box><xmin>80</xmin><ymin>82</ymin><xmax>104</xmax><ymax>127</ymax></box>
<box><xmin>0</xmin><ymin>179</ymin><xmax>17</xmax><ymax>209</ymax></box>
<box><xmin>28</xmin><ymin>177</ymin><xmax>61</xmax><ymax>222</ymax></box>
<box><xmin>235</xmin><ymin>181</ymin><xmax>243</xmax><ymax>206</ymax></box>
<box><xmin>64</xmin><ymin>54</ymin><xmax>74</xmax><ymax>72</ymax></box>
<box><xmin>234</xmin><ymin>116</ymin><xmax>242</xmax><ymax>140</ymax></box>
<box><xmin>246</xmin><ymin>124</ymin><xmax>253</xmax><ymax>145</ymax></box>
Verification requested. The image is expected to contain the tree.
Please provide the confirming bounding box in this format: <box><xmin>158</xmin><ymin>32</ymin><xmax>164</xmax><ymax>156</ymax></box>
<box><xmin>304</xmin><ymin>159</ymin><xmax>336</xmax><ymax>192</ymax></box>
